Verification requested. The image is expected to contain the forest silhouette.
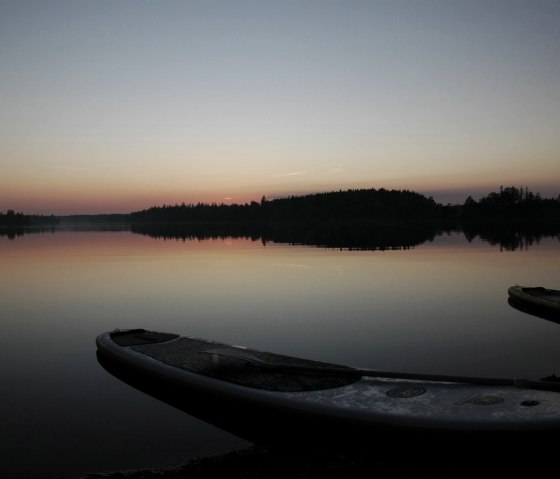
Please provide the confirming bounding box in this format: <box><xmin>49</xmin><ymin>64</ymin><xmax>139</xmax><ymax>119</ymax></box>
<box><xmin>129</xmin><ymin>186</ymin><xmax>560</xmax><ymax>224</ymax></box>
<box><xmin>0</xmin><ymin>209</ymin><xmax>59</xmax><ymax>227</ymax></box>
<box><xmin>2</xmin><ymin>186</ymin><xmax>559</xmax><ymax>250</ymax></box>
<box><xmin>130</xmin><ymin>188</ymin><xmax>445</xmax><ymax>223</ymax></box>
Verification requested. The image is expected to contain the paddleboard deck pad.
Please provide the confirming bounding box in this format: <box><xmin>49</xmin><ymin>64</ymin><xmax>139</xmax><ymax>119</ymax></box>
<box><xmin>97</xmin><ymin>329</ymin><xmax>560</xmax><ymax>440</ymax></box>
<box><xmin>109</xmin><ymin>329</ymin><xmax>359</xmax><ymax>392</ymax></box>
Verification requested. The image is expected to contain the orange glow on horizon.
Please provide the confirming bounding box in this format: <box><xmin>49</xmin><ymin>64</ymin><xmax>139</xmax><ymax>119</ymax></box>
<box><xmin>2</xmin><ymin>176</ymin><xmax>560</xmax><ymax>216</ymax></box>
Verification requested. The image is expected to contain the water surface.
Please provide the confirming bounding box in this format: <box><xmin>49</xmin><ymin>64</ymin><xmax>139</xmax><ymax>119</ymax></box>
<box><xmin>1</xmin><ymin>229</ymin><xmax>559</xmax><ymax>478</ymax></box>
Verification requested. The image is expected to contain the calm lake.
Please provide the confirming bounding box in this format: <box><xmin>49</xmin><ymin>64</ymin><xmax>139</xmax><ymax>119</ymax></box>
<box><xmin>1</xmin><ymin>227</ymin><xmax>559</xmax><ymax>478</ymax></box>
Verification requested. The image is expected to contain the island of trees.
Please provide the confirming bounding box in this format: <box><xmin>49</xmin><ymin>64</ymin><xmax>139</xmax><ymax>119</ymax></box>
<box><xmin>129</xmin><ymin>186</ymin><xmax>560</xmax><ymax>224</ymax></box>
<box><xmin>2</xmin><ymin>186</ymin><xmax>559</xmax><ymax>250</ymax></box>
<box><xmin>125</xmin><ymin>186</ymin><xmax>560</xmax><ymax>251</ymax></box>
<box><xmin>130</xmin><ymin>188</ymin><xmax>446</xmax><ymax>223</ymax></box>
<box><xmin>2</xmin><ymin>186</ymin><xmax>559</xmax><ymax>226</ymax></box>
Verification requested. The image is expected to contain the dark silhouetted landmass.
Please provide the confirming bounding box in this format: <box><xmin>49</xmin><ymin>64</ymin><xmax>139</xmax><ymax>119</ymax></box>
<box><xmin>128</xmin><ymin>186</ymin><xmax>559</xmax><ymax>251</ymax></box>
<box><xmin>462</xmin><ymin>186</ymin><xmax>560</xmax><ymax>220</ymax></box>
<box><xmin>131</xmin><ymin>186</ymin><xmax>560</xmax><ymax>225</ymax></box>
<box><xmin>0</xmin><ymin>209</ymin><xmax>59</xmax><ymax>226</ymax></box>
<box><xmin>459</xmin><ymin>186</ymin><xmax>560</xmax><ymax>250</ymax></box>
<box><xmin>129</xmin><ymin>189</ymin><xmax>452</xmax><ymax>250</ymax></box>
<box><xmin>0</xmin><ymin>210</ymin><xmax>130</xmax><ymax>239</ymax></box>
<box><xmin>2</xmin><ymin>187</ymin><xmax>559</xmax><ymax>250</ymax></box>
<box><xmin>130</xmin><ymin>188</ymin><xmax>446</xmax><ymax>223</ymax></box>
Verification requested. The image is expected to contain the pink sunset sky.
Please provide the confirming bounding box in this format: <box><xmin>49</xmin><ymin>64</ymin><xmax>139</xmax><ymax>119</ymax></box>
<box><xmin>1</xmin><ymin>1</ymin><xmax>559</xmax><ymax>215</ymax></box>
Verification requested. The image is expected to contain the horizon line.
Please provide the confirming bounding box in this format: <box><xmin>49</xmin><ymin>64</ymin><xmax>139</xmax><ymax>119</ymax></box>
<box><xmin>3</xmin><ymin>185</ymin><xmax>559</xmax><ymax>217</ymax></box>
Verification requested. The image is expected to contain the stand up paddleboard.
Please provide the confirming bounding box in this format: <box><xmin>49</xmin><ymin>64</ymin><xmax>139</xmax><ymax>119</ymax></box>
<box><xmin>508</xmin><ymin>285</ymin><xmax>560</xmax><ymax>322</ymax></box>
<box><xmin>96</xmin><ymin>329</ymin><xmax>560</xmax><ymax>446</ymax></box>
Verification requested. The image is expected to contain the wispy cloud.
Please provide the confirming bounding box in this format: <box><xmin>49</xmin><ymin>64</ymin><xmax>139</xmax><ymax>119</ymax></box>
<box><xmin>50</xmin><ymin>165</ymin><xmax>92</xmax><ymax>171</ymax></box>
<box><xmin>269</xmin><ymin>170</ymin><xmax>308</xmax><ymax>178</ymax></box>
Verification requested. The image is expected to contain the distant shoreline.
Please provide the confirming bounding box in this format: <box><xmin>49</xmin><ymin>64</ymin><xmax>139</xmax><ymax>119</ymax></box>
<box><xmin>2</xmin><ymin>186</ymin><xmax>559</xmax><ymax>225</ymax></box>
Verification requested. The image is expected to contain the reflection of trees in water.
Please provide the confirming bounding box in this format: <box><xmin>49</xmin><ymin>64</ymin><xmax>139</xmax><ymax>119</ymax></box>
<box><xmin>132</xmin><ymin>221</ymin><xmax>560</xmax><ymax>251</ymax></box>
<box><xmin>463</xmin><ymin>221</ymin><xmax>560</xmax><ymax>251</ymax></box>
<box><xmin>263</xmin><ymin>220</ymin><xmax>444</xmax><ymax>251</ymax></box>
<box><xmin>2</xmin><ymin>221</ymin><xmax>559</xmax><ymax>251</ymax></box>
<box><xmin>131</xmin><ymin>220</ymin><xmax>448</xmax><ymax>251</ymax></box>
<box><xmin>0</xmin><ymin>225</ymin><xmax>130</xmax><ymax>240</ymax></box>
<box><xmin>0</xmin><ymin>227</ymin><xmax>58</xmax><ymax>240</ymax></box>
<box><xmin>3</xmin><ymin>187</ymin><xmax>559</xmax><ymax>250</ymax></box>
<box><xmin>128</xmin><ymin>187</ymin><xmax>560</xmax><ymax>251</ymax></box>
<box><xmin>131</xmin><ymin>222</ymin><xmax>264</xmax><ymax>243</ymax></box>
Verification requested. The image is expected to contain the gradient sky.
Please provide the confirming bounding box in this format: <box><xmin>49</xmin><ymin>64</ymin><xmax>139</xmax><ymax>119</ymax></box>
<box><xmin>1</xmin><ymin>0</ymin><xmax>559</xmax><ymax>214</ymax></box>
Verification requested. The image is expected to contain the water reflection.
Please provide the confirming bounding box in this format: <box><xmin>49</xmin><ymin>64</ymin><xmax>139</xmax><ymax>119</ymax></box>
<box><xmin>508</xmin><ymin>298</ymin><xmax>560</xmax><ymax>325</ymax></box>
<box><xmin>2</xmin><ymin>229</ymin><xmax>560</xmax><ymax>477</ymax></box>
<box><xmin>0</xmin><ymin>225</ymin><xmax>129</xmax><ymax>240</ymax></box>
<box><xmin>3</xmin><ymin>221</ymin><xmax>559</xmax><ymax>251</ymax></box>
<box><xmin>463</xmin><ymin>221</ymin><xmax>560</xmax><ymax>251</ymax></box>
<box><xmin>130</xmin><ymin>221</ymin><xmax>445</xmax><ymax>251</ymax></box>
<box><xmin>0</xmin><ymin>226</ymin><xmax>57</xmax><ymax>240</ymax></box>
<box><xmin>96</xmin><ymin>351</ymin><xmax>250</xmax><ymax>434</ymax></box>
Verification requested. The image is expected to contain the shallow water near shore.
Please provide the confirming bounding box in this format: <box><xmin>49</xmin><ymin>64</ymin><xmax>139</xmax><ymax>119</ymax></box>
<box><xmin>1</xmin><ymin>228</ymin><xmax>559</xmax><ymax>478</ymax></box>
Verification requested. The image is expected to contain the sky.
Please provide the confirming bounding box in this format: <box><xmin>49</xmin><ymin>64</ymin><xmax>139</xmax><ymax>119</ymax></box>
<box><xmin>1</xmin><ymin>0</ymin><xmax>559</xmax><ymax>214</ymax></box>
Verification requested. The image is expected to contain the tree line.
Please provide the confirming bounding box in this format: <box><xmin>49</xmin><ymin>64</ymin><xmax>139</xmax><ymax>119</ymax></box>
<box><xmin>462</xmin><ymin>186</ymin><xmax>560</xmax><ymax>220</ymax></box>
<box><xmin>2</xmin><ymin>186</ymin><xmax>559</xmax><ymax>227</ymax></box>
<box><xmin>130</xmin><ymin>186</ymin><xmax>560</xmax><ymax>224</ymax></box>
<box><xmin>130</xmin><ymin>188</ymin><xmax>446</xmax><ymax>223</ymax></box>
<box><xmin>0</xmin><ymin>210</ymin><xmax>59</xmax><ymax>226</ymax></box>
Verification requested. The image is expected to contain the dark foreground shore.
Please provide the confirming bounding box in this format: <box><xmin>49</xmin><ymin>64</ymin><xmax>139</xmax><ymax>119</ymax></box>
<box><xmin>82</xmin><ymin>446</ymin><xmax>449</xmax><ymax>479</ymax></box>
<box><xmin>82</xmin><ymin>443</ymin><xmax>547</xmax><ymax>479</ymax></box>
